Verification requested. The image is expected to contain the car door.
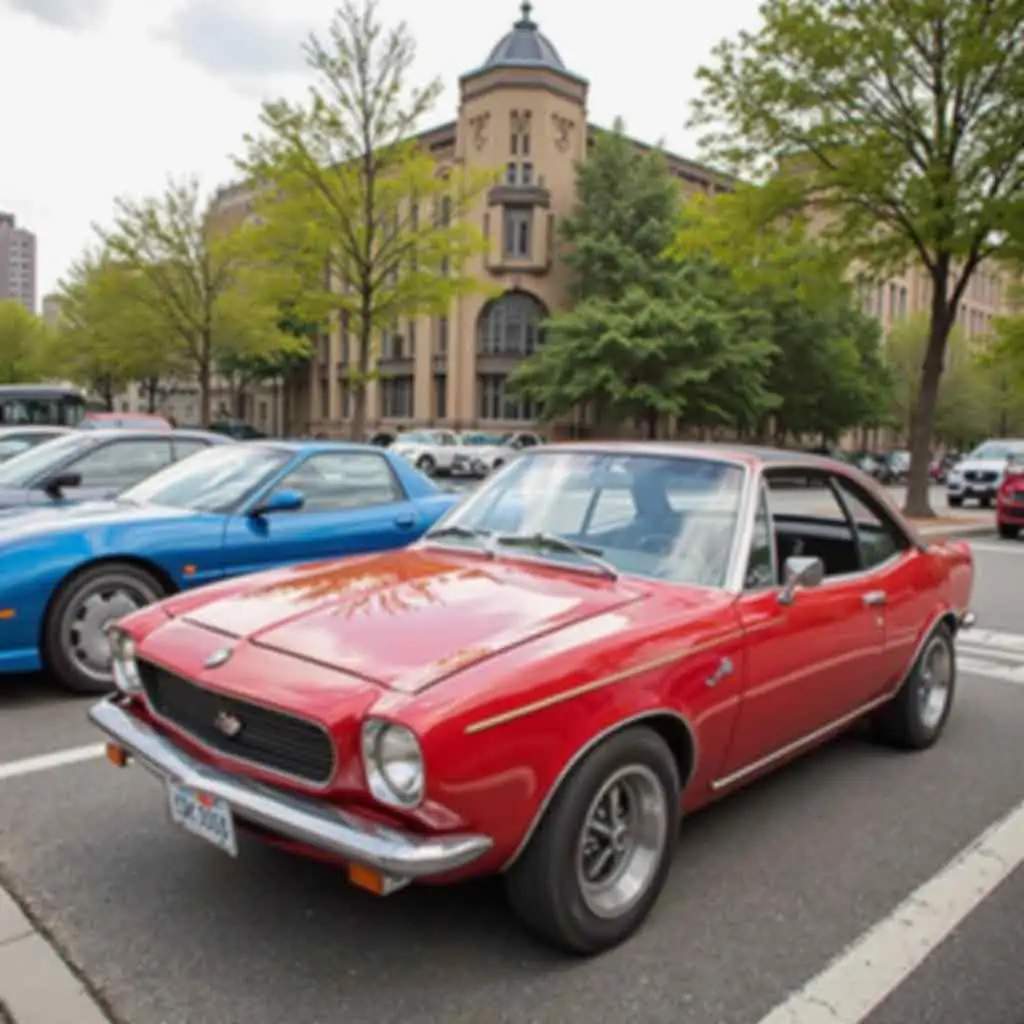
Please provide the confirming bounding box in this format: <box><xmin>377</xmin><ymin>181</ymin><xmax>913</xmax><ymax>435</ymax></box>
<box><xmin>722</xmin><ymin>469</ymin><xmax>888</xmax><ymax>779</ymax></box>
<box><xmin>220</xmin><ymin>450</ymin><xmax>422</xmax><ymax>576</ymax></box>
<box><xmin>433</xmin><ymin>431</ymin><xmax>460</xmax><ymax>470</ymax></box>
<box><xmin>41</xmin><ymin>437</ymin><xmax>175</xmax><ymax>502</ymax></box>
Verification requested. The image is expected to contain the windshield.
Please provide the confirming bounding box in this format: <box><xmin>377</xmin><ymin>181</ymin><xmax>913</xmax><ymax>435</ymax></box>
<box><xmin>969</xmin><ymin>441</ymin><xmax>1024</xmax><ymax>460</ymax></box>
<box><xmin>0</xmin><ymin>432</ymin><xmax>96</xmax><ymax>487</ymax></box>
<box><xmin>395</xmin><ymin>431</ymin><xmax>440</xmax><ymax>445</ymax></box>
<box><xmin>426</xmin><ymin>450</ymin><xmax>745</xmax><ymax>587</ymax></box>
<box><xmin>121</xmin><ymin>445</ymin><xmax>289</xmax><ymax>512</ymax></box>
<box><xmin>460</xmin><ymin>433</ymin><xmax>504</xmax><ymax>446</ymax></box>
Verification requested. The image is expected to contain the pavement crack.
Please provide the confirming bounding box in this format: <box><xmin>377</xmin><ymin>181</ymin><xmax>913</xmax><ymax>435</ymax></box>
<box><xmin>0</xmin><ymin>928</ymin><xmax>33</xmax><ymax>948</ymax></box>
<box><xmin>805</xmin><ymin>994</ymin><xmax>841</xmax><ymax>1019</ymax></box>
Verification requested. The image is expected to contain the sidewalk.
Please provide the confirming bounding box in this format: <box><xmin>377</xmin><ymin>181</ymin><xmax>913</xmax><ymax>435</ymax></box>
<box><xmin>0</xmin><ymin>884</ymin><xmax>109</xmax><ymax>1024</ymax></box>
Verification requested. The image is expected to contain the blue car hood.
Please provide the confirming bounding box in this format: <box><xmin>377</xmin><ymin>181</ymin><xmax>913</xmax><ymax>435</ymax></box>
<box><xmin>0</xmin><ymin>499</ymin><xmax>196</xmax><ymax>543</ymax></box>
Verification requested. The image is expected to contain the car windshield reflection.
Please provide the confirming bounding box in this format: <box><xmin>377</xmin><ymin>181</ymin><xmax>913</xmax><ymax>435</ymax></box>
<box><xmin>0</xmin><ymin>433</ymin><xmax>95</xmax><ymax>487</ymax></box>
<box><xmin>426</xmin><ymin>451</ymin><xmax>745</xmax><ymax>587</ymax></box>
<box><xmin>120</xmin><ymin>445</ymin><xmax>289</xmax><ymax>513</ymax></box>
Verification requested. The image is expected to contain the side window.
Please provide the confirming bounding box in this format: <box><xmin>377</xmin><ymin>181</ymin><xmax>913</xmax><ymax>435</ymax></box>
<box><xmin>831</xmin><ymin>475</ymin><xmax>909</xmax><ymax>569</ymax></box>
<box><xmin>173</xmin><ymin>439</ymin><xmax>210</xmax><ymax>460</ymax></box>
<box><xmin>68</xmin><ymin>440</ymin><xmax>174</xmax><ymax>489</ymax></box>
<box><xmin>519</xmin><ymin>434</ymin><xmax>539</xmax><ymax>447</ymax></box>
<box><xmin>275</xmin><ymin>452</ymin><xmax>405</xmax><ymax>512</ymax></box>
<box><xmin>744</xmin><ymin>486</ymin><xmax>775</xmax><ymax>589</ymax></box>
<box><xmin>586</xmin><ymin>485</ymin><xmax>637</xmax><ymax>532</ymax></box>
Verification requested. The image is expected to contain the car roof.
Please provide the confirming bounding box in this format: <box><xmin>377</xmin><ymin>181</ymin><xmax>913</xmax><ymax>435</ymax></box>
<box><xmin>534</xmin><ymin>440</ymin><xmax>848</xmax><ymax>470</ymax></box>
<box><xmin>252</xmin><ymin>440</ymin><xmax>396</xmax><ymax>455</ymax></box>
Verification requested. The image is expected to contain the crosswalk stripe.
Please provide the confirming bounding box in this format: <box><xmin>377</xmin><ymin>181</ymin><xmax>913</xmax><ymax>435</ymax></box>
<box><xmin>953</xmin><ymin>627</ymin><xmax>1024</xmax><ymax>686</ymax></box>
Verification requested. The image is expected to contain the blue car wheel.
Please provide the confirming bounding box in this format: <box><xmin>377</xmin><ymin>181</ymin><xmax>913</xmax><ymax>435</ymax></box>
<box><xmin>44</xmin><ymin>562</ymin><xmax>166</xmax><ymax>695</ymax></box>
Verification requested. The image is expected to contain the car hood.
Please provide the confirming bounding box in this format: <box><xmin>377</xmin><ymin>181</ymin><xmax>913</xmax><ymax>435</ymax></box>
<box><xmin>0</xmin><ymin>499</ymin><xmax>195</xmax><ymax>542</ymax></box>
<box><xmin>178</xmin><ymin>547</ymin><xmax>648</xmax><ymax>694</ymax></box>
<box><xmin>0</xmin><ymin>485</ymin><xmax>38</xmax><ymax>508</ymax></box>
<box><xmin>951</xmin><ymin>459</ymin><xmax>1007</xmax><ymax>474</ymax></box>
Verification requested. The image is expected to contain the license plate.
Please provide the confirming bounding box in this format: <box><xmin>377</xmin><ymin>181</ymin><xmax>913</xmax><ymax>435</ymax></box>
<box><xmin>167</xmin><ymin>781</ymin><xmax>238</xmax><ymax>857</ymax></box>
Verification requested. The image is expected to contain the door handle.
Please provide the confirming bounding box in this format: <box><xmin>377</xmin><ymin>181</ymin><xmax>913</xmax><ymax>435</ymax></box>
<box><xmin>394</xmin><ymin>514</ymin><xmax>416</xmax><ymax>529</ymax></box>
<box><xmin>862</xmin><ymin>590</ymin><xmax>887</xmax><ymax>607</ymax></box>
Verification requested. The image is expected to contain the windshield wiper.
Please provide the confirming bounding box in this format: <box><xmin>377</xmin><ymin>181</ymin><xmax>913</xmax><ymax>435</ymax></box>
<box><xmin>489</xmin><ymin>532</ymin><xmax>618</xmax><ymax>579</ymax></box>
<box><xmin>424</xmin><ymin>524</ymin><xmax>491</xmax><ymax>542</ymax></box>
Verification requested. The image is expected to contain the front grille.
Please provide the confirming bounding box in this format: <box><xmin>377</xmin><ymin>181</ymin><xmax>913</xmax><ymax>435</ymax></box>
<box><xmin>139</xmin><ymin>661</ymin><xmax>335</xmax><ymax>785</ymax></box>
<box><xmin>966</xmin><ymin>470</ymin><xmax>998</xmax><ymax>483</ymax></box>
<box><xmin>1013</xmin><ymin>490</ymin><xmax>1024</xmax><ymax>502</ymax></box>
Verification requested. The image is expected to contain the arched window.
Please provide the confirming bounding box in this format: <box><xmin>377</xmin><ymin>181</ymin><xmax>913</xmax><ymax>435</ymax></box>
<box><xmin>476</xmin><ymin>291</ymin><xmax>548</xmax><ymax>357</ymax></box>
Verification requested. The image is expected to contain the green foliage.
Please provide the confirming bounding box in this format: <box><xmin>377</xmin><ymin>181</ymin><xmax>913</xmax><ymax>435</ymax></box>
<box><xmin>988</xmin><ymin>283</ymin><xmax>1024</xmax><ymax>387</ymax></box>
<box><xmin>97</xmin><ymin>178</ymin><xmax>309</xmax><ymax>424</ymax></box>
<box><xmin>511</xmin><ymin>122</ymin><xmax>778</xmax><ymax>435</ymax></box>
<box><xmin>0</xmin><ymin>300</ymin><xmax>49</xmax><ymax>383</ymax></box>
<box><xmin>234</xmin><ymin>0</ymin><xmax>492</xmax><ymax>437</ymax></box>
<box><xmin>689</xmin><ymin>0</ymin><xmax>1024</xmax><ymax>513</ymax></box>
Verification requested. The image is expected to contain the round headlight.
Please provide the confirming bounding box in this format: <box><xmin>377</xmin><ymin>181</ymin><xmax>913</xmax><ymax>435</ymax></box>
<box><xmin>110</xmin><ymin>629</ymin><xmax>142</xmax><ymax>694</ymax></box>
<box><xmin>361</xmin><ymin>719</ymin><xmax>425</xmax><ymax>808</ymax></box>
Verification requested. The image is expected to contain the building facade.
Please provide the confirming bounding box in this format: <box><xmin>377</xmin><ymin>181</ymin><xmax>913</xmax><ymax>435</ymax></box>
<box><xmin>0</xmin><ymin>213</ymin><xmax>37</xmax><ymax>313</ymax></box>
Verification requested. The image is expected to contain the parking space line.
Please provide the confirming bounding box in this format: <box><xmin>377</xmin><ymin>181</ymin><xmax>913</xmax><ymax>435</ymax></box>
<box><xmin>0</xmin><ymin>744</ymin><xmax>105</xmax><ymax>783</ymax></box>
<box><xmin>754</xmin><ymin>796</ymin><xmax>1024</xmax><ymax>1024</ymax></box>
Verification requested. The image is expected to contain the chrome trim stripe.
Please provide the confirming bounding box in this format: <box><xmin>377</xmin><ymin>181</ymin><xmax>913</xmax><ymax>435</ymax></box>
<box><xmin>137</xmin><ymin>654</ymin><xmax>339</xmax><ymax>793</ymax></box>
<box><xmin>500</xmin><ymin>707</ymin><xmax>698</xmax><ymax>871</ymax></box>
<box><xmin>89</xmin><ymin>699</ymin><xmax>492</xmax><ymax>877</ymax></box>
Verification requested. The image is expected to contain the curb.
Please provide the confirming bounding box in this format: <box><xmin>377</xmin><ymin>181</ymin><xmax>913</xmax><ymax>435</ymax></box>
<box><xmin>0</xmin><ymin>885</ymin><xmax>109</xmax><ymax>1024</ymax></box>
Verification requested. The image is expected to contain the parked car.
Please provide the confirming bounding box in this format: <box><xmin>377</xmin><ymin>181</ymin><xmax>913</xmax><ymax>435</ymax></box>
<box><xmin>88</xmin><ymin>443</ymin><xmax>973</xmax><ymax>954</ymax></box>
<box><xmin>0</xmin><ymin>429</ymin><xmax>229</xmax><ymax>510</ymax></box>
<box><xmin>946</xmin><ymin>438</ymin><xmax>1024</xmax><ymax>507</ymax></box>
<box><xmin>80</xmin><ymin>412</ymin><xmax>172</xmax><ymax>429</ymax></box>
<box><xmin>463</xmin><ymin>430</ymin><xmax>545</xmax><ymax>477</ymax></box>
<box><xmin>0</xmin><ymin>441</ymin><xmax>458</xmax><ymax>693</ymax></box>
<box><xmin>0</xmin><ymin>426</ymin><xmax>70</xmax><ymax>463</ymax></box>
<box><xmin>449</xmin><ymin>431</ymin><xmax>506</xmax><ymax>476</ymax></box>
<box><xmin>207</xmin><ymin>420</ymin><xmax>268</xmax><ymax>440</ymax></box>
<box><xmin>390</xmin><ymin>429</ymin><xmax>462</xmax><ymax>475</ymax></box>
<box><xmin>996</xmin><ymin>453</ymin><xmax>1024</xmax><ymax>539</ymax></box>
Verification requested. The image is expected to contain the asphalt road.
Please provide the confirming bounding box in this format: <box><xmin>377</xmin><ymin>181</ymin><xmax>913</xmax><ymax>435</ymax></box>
<box><xmin>1</xmin><ymin>531</ymin><xmax>1022</xmax><ymax>1024</ymax></box>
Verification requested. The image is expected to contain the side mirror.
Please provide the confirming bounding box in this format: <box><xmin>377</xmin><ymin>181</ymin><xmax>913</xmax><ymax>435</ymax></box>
<box><xmin>778</xmin><ymin>555</ymin><xmax>825</xmax><ymax>606</ymax></box>
<box><xmin>250</xmin><ymin>488</ymin><xmax>304</xmax><ymax>516</ymax></box>
<box><xmin>41</xmin><ymin>471</ymin><xmax>82</xmax><ymax>499</ymax></box>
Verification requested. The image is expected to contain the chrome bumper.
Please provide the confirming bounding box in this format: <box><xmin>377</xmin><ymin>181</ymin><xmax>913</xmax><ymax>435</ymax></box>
<box><xmin>960</xmin><ymin>611</ymin><xmax>976</xmax><ymax>629</ymax></box>
<box><xmin>88</xmin><ymin>698</ymin><xmax>493</xmax><ymax>879</ymax></box>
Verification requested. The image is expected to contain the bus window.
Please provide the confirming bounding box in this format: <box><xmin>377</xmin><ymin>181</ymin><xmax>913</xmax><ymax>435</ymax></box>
<box><xmin>0</xmin><ymin>386</ymin><xmax>87</xmax><ymax>427</ymax></box>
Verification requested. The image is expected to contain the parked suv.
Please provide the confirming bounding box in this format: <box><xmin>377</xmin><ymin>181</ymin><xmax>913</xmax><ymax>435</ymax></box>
<box><xmin>946</xmin><ymin>438</ymin><xmax>1024</xmax><ymax>507</ymax></box>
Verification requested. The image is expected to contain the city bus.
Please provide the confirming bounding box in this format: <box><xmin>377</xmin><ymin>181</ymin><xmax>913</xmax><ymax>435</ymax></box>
<box><xmin>0</xmin><ymin>385</ymin><xmax>88</xmax><ymax>427</ymax></box>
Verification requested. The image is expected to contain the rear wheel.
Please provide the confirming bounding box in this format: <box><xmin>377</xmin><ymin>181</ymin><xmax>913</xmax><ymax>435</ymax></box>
<box><xmin>416</xmin><ymin>454</ymin><xmax>436</xmax><ymax>475</ymax></box>
<box><xmin>871</xmin><ymin>622</ymin><xmax>955</xmax><ymax>750</ymax></box>
<box><xmin>947</xmin><ymin>495</ymin><xmax>963</xmax><ymax>508</ymax></box>
<box><xmin>504</xmin><ymin>726</ymin><xmax>680</xmax><ymax>955</ymax></box>
<box><xmin>44</xmin><ymin>562</ymin><xmax>164</xmax><ymax>695</ymax></box>
<box><xmin>998</xmin><ymin>523</ymin><xmax>1019</xmax><ymax>539</ymax></box>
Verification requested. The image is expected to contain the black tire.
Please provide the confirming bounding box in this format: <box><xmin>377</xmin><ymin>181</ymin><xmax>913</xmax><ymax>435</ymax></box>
<box><xmin>416</xmin><ymin>454</ymin><xmax>436</xmax><ymax>475</ymax></box>
<box><xmin>44</xmin><ymin>562</ymin><xmax>165</xmax><ymax>695</ymax></box>
<box><xmin>491</xmin><ymin>459</ymin><xmax>504</xmax><ymax>472</ymax></box>
<box><xmin>947</xmin><ymin>496</ymin><xmax>963</xmax><ymax>508</ymax></box>
<box><xmin>980</xmin><ymin>495</ymin><xmax>992</xmax><ymax>508</ymax></box>
<box><xmin>998</xmin><ymin>523</ymin><xmax>1019</xmax><ymax>539</ymax></box>
<box><xmin>504</xmin><ymin>726</ymin><xmax>681</xmax><ymax>955</ymax></box>
<box><xmin>871</xmin><ymin>622</ymin><xmax>955</xmax><ymax>750</ymax></box>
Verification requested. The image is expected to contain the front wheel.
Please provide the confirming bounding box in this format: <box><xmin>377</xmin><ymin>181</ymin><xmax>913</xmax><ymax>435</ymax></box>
<box><xmin>416</xmin><ymin>454</ymin><xmax>436</xmax><ymax>475</ymax></box>
<box><xmin>504</xmin><ymin>726</ymin><xmax>680</xmax><ymax>955</ymax></box>
<box><xmin>44</xmin><ymin>562</ymin><xmax>165</xmax><ymax>695</ymax></box>
<box><xmin>871</xmin><ymin>622</ymin><xmax>955</xmax><ymax>750</ymax></box>
<box><xmin>947</xmin><ymin>495</ymin><xmax>963</xmax><ymax>508</ymax></box>
<box><xmin>998</xmin><ymin>522</ymin><xmax>1019</xmax><ymax>539</ymax></box>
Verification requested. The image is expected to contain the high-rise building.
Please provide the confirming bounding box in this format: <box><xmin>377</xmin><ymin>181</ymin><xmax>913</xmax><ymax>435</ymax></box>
<box><xmin>0</xmin><ymin>213</ymin><xmax>37</xmax><ymax>313</ymax></box>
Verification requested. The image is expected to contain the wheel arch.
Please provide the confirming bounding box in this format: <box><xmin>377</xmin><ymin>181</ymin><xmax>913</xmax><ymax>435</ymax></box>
<box><xmin>39</xmin><ymin>554</ymin><xmax>179</xmax><ymax>649</ymax></box>
<box><xmin>501</xmin><ymin>707</ymin><xmax>697</xmax><ymax>872</ymax></box>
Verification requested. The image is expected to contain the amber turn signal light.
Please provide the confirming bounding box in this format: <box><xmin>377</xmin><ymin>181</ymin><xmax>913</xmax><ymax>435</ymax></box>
<box><xmin>105</xmin><ymin>743</ymin><xmax>129</xmax><ymax>767</ymax></box>
<box><xmin>348</xmin><ymin>863</ymin><xmax>387</xmax><ymax>896</ymax></box>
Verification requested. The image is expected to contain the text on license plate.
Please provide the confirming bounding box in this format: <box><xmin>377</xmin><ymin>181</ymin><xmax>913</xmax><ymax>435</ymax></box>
<box><xmin>167</xmin><ymin>782</ymin><xmax>238</xmax><ymax>857</ymax></box>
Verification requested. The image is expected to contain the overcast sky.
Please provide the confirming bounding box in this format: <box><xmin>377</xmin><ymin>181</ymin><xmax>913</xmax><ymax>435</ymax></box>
<box><xmin>0</xmin><ymin>0</ymin><xmax>762</xmax><ymax>300</ymax></box>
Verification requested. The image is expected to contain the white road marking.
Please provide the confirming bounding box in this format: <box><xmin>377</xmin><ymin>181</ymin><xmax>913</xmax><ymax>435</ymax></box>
<box><xmin>0</xmin><ymin>743</ymin><xmax>105</xmax><ymax>783</ymax></box>
<box><xmin>754</xmin><ymin>796</ymin><xmax>1024</xmax><ymax>1024</ymax></box>
<box><xmin>968</xmin><ymin>540</ymin><xmax>1024</xmax><ymax>555</ymax></box>
<box><xmin>955</xmin><ymin>627</ymin><xmax>1024</xmax><ymax>687</ymax></box>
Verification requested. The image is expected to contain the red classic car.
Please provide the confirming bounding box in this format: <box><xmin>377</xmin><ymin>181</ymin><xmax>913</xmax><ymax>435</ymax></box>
<box><xmin>89</xmin><ymin>443</ymin><xmax>975</xmax><ymax>954</ymax></box>
<box><xmin>996</xmin><ymin>455</ymin><xmax>1024</xmax><ymax>539</ymax></box>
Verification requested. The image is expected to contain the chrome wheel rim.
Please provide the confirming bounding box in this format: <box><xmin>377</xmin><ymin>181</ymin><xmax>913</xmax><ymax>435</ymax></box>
<box><xmin>60</xmin><ymin>577</ymin><xmax>158</xmax><ymax>684</ymax></box>
<box><xmin>576</xmin><ymin>764</ymin><xmax>668</xmax><ymax>919</ymax></box>
<box><xmin>917</xmin><ymin>636</ymin><xmax>953</xmax><ymax>731</ymax></box>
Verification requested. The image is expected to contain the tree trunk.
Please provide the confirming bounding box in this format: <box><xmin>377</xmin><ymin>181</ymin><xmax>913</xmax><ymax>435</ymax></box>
<box><xmin>903</xmin><ymin>272</ymin><xmax>953</xmax><ymax>518</ymax></box>
<box><xmin>198</xmin><ymin>340</ymin><xmax>212</xmax><ymax>426</ymax></box>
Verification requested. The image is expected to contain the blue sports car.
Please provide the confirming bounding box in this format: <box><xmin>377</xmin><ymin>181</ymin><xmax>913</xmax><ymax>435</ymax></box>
<box><xmin>0</xmin><ymin>428</ymin><xmax>231</xmax><ymax>509</ymax></box>
<box><xmin>0</xmin><ymin>441</ymin><xmax>460</xmax><ymax>694</ymax></box>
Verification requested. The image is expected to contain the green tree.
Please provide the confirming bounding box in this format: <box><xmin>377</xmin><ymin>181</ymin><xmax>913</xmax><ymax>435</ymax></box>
<box><xmin>98</xmin><ymin>178</ymin><xmax>308</xmax><ymax>424</ymax></box>
<box><xmin>989</xmin><ymin>283</ymin><xmax>1024</xmax><ymax>385</ymax></box>
<box><xmin>511</xmin><ymin>121</ymin><xmax>778</xmax><ymax>436</ymax></box>
<box><xmin>690</xmin><ymin>0</ymin><xmax>1024</xmax><ymax>514</ymax></box>
<box><xmin>234</xmin><ymin>0</ymin><xmax>492</xmax><ymax>439</ymax></box>
<box><xmin>0</xmin><ymin>300</ymin><xmax>48</xmax><ymax>383</ymax></box>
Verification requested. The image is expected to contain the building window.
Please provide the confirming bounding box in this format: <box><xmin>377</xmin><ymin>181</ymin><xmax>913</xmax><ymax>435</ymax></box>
<box><xmin>898</xmin><ymin>286</ymin><xmax>908</xmax><ymax>319</ymax></box>
<box><xmin>510</xmin><ymin>110</ymin><xmax>531</xmax><ymax>155</ymax></box>
<box><xmin>436</xmin><ymin>315</ymin><xmax>448</xmax><ymax>355</ymax></box>
<box><xmin>433</xmin><ymin>374</ymin><xmax>447</xmax><ymax>419</ymax></box>
<box><xmin>340</xmin><ymin>381</ymin><xmax>351</xmax><ymax>419</ymax></box>
<box><xmin>320</xmin><ymin>379</ymin><xmax>329</xmax><ymax>420</ymax></box>
<box><xmin>439</xmin><ymin>196</ymin><xmax>451</xmax><ymax>225</ymax></box>
<box><xmin>380</xmin><ymin>376</ymin><xmax>414</xmax><ymax>418</ymax></box>
<box><xmin>408</xmin><ymin>319</ymin><xmax>417</xmax><ymax>354</ymax></box>
<box><xmin>477</xmin><ymin>374</ymin><xmax>541</xmax><ymax>422</ymax></box>
<box><xmin>504</xmin><ymin>207</ymin><xmax>532</xmax><ymax>259</ymax></box>
<box><xmin>476</xmin><ymin>291</ymin><xmax>547</xmax><ymax>356</ymax></box>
